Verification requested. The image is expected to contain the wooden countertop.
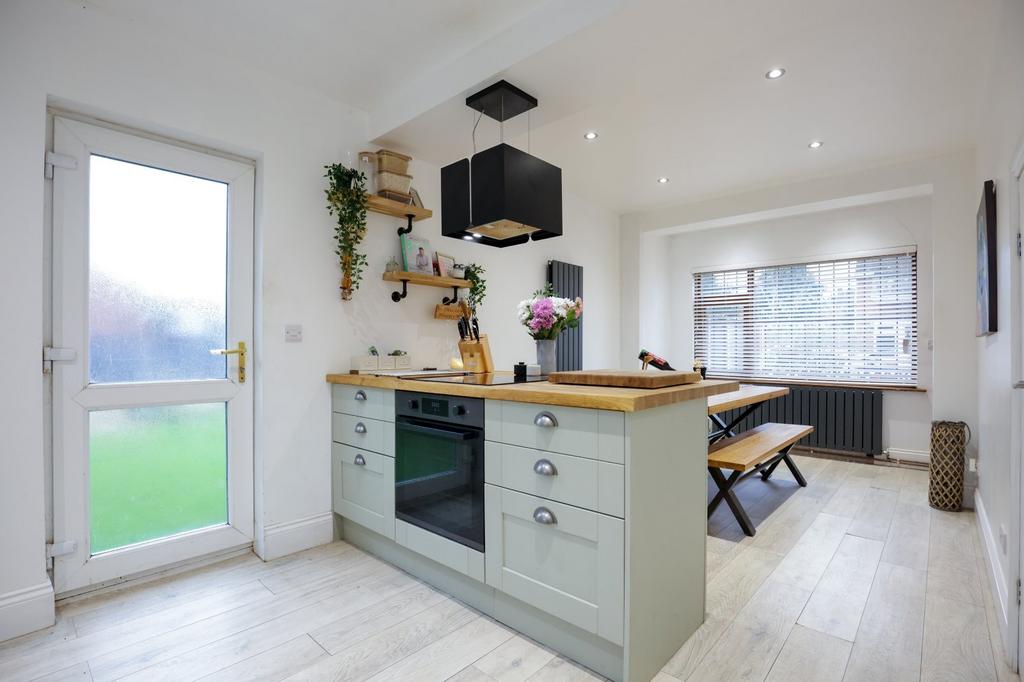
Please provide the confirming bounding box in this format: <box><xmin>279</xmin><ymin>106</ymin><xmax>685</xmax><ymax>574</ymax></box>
<box><xmin>325</xmin><ymin>373</ymin><xmax>738</xmax><ymax>412</ymax></box>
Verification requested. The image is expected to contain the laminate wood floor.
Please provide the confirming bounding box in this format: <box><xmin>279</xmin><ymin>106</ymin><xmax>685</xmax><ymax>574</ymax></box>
<box><xmin>0</xmin><ymin>456</ymin><xmax>1016</xmax><ymax>681</ymax></box>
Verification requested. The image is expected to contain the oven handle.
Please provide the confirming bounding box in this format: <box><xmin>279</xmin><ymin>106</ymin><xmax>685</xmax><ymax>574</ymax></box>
<box><xmin>397</xmin><ymin>420</ymin><xmax>479</xmax><ymax>441</ymax></box>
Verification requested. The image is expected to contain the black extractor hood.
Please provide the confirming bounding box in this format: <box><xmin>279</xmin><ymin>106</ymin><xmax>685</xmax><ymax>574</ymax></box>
<box><xmin>441</xmin><ymin>81</ymin><xmax>562</xmax><ymax>247</ymax></box>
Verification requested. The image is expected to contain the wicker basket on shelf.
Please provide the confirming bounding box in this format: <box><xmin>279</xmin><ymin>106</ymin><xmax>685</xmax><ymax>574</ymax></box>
<box><xmin>928</xmin><ymin>421</ymin><xmax>969</xmax><ymax>511</ymax></box>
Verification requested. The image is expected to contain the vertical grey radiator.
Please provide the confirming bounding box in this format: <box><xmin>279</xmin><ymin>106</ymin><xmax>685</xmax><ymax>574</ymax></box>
<box><xmin>717</xmin><ymin>385</ymin><xmax>884</xmax><ymax>456</ymax></box>
<box><xmin>547</xmin><ymin>260</ymin><xmax>583</xmax><ymax>371</ymax></box>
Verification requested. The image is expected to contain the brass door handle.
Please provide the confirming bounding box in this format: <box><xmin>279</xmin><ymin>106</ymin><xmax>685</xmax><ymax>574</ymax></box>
<box><xmin>210</xmin><ymin>341</ymin><xmax>247</xmax><ymax>383</ymax></box>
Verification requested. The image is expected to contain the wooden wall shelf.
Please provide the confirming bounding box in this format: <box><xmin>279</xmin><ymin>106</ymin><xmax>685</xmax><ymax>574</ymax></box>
<box><xmin>366</xmin><ymin>194</ymin><xmax>432</xmax><ymax>222</ymax></box>
<box><xmin>383</xmin><ymin>271</ymin><xmax>469</xmax><ymax>303</ymax></box>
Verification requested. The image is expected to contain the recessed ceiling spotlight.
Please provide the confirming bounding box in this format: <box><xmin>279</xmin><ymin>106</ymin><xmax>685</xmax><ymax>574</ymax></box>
<box><xmin>584</xmin><ymin>131</ymin><xmax>599</xmax><ymax>140</ymax></box>
<box><xmin>472</xmin><ymin>233</ymin><xmax>482</xmax><ymax>239</ymax></box>
<box><xmin>657</xmin><ymin>177</ymin><xmax>669</xmax><ymax>184</ymax></box>
<box><xmin>808</xmin><ymin>140</ymin><xmax>823</xmax><ymax>149</ymax></box>
<box><xmin>765</xmin><ymin>67</ymin><xmax>786</xmax><ymax>80</ymax></box>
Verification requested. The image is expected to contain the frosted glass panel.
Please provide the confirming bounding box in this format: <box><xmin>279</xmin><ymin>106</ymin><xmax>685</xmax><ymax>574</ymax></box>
<box><xmin>89</xmin><ymin>403</ymin><xmax>227</xmax><ymax>554</ymax></box>
<box><xmin>89</xmin><ymin>155</ymin><xmax>228</xmax><ymax>383</ymax></box>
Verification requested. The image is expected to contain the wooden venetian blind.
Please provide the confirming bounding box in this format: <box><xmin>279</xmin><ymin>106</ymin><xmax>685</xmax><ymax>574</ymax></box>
<box><xmin>693</xmin><ymin>252</ymin><xmax>918</xmax><ymax>387</ymax></box>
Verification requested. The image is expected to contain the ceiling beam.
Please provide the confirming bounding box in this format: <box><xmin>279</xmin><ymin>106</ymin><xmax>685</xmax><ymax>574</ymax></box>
<box><xmin>366</xmin><ymin>0</ymin><xmax>624</xmax><ymax>141</ymax></box>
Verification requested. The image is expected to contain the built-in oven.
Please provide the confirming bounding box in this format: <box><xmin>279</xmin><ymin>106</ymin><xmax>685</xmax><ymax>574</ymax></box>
<box><xmin>394</xmin><ymin>390</ymin><xmax>485</xmax><ymax>552</ymax></box>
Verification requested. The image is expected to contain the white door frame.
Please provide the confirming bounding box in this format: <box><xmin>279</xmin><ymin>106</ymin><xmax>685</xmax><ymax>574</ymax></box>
<box><xmin>51</xmin><ymin>116</ymin><xmax>255</xmax><ymax>595</ymax></box>
<box><xmin>1012</xmin><ymin>136</ymin><xmax>1024</xmax><ymax>672</ymax></box>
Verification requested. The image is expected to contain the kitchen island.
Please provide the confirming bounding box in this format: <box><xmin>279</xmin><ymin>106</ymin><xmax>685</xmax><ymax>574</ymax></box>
<box><xmin>325</xmin><ymin>373</ymin><xmax>737</xmax><ymax>682</ymax></box>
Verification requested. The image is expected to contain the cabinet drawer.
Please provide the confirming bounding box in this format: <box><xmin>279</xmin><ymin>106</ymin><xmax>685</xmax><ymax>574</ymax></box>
<box><xmin>331</xmin><ymin>385</ymin><xmax>394</xmax><ymax>422</ymax></box>
<box><xmin>485</xmin><ymin>401</ymin><xmax>624</xmax><ymax>463</ymax></box>
<box><xmin>485</xmin><ymin>442</ymin><xmax>624</xmax><ymax>518</ymax></box>
<box><xmin>332</xmin><ymin>413</ymin><xmax>394</xmax><ymax>456</ymax></box>
<box><xmin>332</xmin><ymin>444</ymin><xmax>395</xmax><ymax>539</ymax></box>
<box><xmin>484</xmin><ymin>485</ymin><xmax>624</xmax><ymax>645</ymax></box>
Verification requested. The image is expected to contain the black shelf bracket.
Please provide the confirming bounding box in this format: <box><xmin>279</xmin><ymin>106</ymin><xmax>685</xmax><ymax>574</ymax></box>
<box><xmin>442</xmin><ymin>287</ymin><xmax>461</xmax><ymax>305</ymax></box>
<box><xmin>390</xmin><ymin>279</ymin><xmax>409</xmax><ymax>302</ymax></box>
<box><xmin>396</xmin><ymin>214</ymin><xmax>414</xmax><ymax>236</ymax></box>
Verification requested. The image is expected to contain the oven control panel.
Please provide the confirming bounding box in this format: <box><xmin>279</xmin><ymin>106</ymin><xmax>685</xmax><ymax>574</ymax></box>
<box><xmin>396</xmin><ymin>390</ymin><xmax>484</xmax><ymax>428</ymax></box>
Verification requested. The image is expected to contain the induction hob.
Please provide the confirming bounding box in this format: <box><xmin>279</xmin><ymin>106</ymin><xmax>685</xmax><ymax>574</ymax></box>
<box><xmin>407</xmin><ymin>373</ymin><xmax>548</xmax><ymax>386</ymax></box>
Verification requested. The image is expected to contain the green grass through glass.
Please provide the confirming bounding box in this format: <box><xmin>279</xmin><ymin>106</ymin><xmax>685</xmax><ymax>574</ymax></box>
<box><xmin>89</xmin><ymin>403</ymin><xmax>227</xmax><ymax>554</ymax></box>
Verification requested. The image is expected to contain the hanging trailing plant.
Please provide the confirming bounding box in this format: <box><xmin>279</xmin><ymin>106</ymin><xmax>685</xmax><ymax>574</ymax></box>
<box><xmin>465</xmin><ymin>263</ymin><xmax>487</xmax><ymax>310</ymax></box>
<box><xmin>324</xmin><ymin>163</ymin><xmax>369</xmax><ymax>300</ymax></box>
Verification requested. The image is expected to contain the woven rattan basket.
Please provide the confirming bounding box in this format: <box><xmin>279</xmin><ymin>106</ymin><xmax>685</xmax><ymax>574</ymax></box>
<box><xmin>928</xmin><ymin>421</ymin><xmax>970</xmax><ymax>511</ymax></box>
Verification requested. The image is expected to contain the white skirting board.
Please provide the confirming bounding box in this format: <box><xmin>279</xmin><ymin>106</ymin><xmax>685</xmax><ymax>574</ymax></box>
<box><xmin>0</xmin><ymin>580</ymin><xmax>55</xmax><ymax>642</ymax></box>
<box><xmin>884</xmin><ymin>448</ymin><xmax>929</xmax><ymax>464</ymax></box>
<box><xmin>258</xmin><ymin>511</ymin><xmax>334</xmax><ymax>561</ymax></box>
<box><xmin>975</xmin><ymin>489</ymin><xmax>1017</xmax><ymax>670</ymax></box>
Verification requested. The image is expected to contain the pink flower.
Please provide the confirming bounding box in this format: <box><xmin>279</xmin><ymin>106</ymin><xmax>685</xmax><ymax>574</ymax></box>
<box><xmin>530</xmin><ymin>297</ymin><xmax>555</xmax><ymax>331</ymax></box>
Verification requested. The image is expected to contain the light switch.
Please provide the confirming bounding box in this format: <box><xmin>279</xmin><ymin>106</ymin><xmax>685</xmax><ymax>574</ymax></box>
<box><xmin>284</xmin><ymin>324</ymin><xmax>303</xmax><ymax>343</ymax></box>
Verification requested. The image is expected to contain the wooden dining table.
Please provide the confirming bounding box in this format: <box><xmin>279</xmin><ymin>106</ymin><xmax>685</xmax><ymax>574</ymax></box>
<box><xmin>706</xmin><ymin>384</ymin><xmax>789</xmax><ymax>444</ymax></box>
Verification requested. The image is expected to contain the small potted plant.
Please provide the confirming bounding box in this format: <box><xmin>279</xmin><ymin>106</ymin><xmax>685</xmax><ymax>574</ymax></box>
<box><xmin>324</xmin><ymin>163</ymin><xmax>368</xmax><ymax>301</ymax></box>
<box><xmin>465</xmin><ymin>263</ymin><xmax>486</xmax><ymax>309</ymax></box>
<box><xmin>517</xmin><ymin>284</ymin><xmax>583</xmax><ymax>376</ymax></box>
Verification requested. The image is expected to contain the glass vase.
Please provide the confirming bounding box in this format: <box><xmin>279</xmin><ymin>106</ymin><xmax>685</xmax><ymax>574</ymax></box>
<box><xmin>536</xmin><ymin>338</ymin><xmax>557</xmax><ymax>376</ymax></box>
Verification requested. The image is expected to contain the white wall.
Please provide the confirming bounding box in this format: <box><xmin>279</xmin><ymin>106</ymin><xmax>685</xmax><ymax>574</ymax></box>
<box><xmin>621</xmin><ymin>151</ymin><xmax>978</xmax><ymax>467</ymax></box>
<box><xmin>973</xmin><ymin>0</ymin><xmax>1024</xmax><ymax>661</ymax></box>
<box><xmin>346</xmin><ymin>158</ymin><xmax>621</xmax><ymax>373</ymax></box>
<box><xmin>665</xmin><ymin>198</ymin><xmax>934</xmax><ymax>456</ymax></box>
<box><xmin>0</xmin><ymin>0</ymin><xmax>619</xmax><ymax>642</ymax></box>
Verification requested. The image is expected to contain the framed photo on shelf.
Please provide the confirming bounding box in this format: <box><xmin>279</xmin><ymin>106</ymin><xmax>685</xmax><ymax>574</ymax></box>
<box><xmin>401</xmin><ymin>234</ymin><xmax>434</xmax><ymax>275</ymax></box>
<box><xmin>435</xmin><ymin>252</ymin><xmax>455</xmax><ymax>278</ymax></box>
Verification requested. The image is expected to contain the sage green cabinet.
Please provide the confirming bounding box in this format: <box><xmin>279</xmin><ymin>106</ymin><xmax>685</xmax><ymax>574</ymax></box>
<box><xmin>331</xmin><ymin>384</ymin><xmax>394</xmax><ymax>422</ymax></box>
<box><xmin>331</xmin><ymin>443</ymin><xmax>394</xmax><ymax>539</ymax></box>
<box><xmin>331</xmin><ymin>413</ymin><xmax>394</xmax><ymax>456</ymax></box>
<box><xmin>485</xmin><ymin>442</ymin><xmax>624</xmax><ymax>518</ymax></box>
<box><xmin>484</xmin><ymin>484</ymin><xmax>624</xmax><ymax>645</ymax></box>
<box><xmin>485</xmin><ymin>400</ymin><xmax>625</xmax><ymax>464</ymax></box>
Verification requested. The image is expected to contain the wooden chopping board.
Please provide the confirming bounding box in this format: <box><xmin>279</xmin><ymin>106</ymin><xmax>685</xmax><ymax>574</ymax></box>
<box><xmin>547</xmin><ymin>369</ymin><xmax>702</xmax><ymax>389</ymax></box>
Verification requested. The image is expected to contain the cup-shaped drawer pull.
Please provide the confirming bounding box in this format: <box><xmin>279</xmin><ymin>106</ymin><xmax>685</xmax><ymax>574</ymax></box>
<box><xmin>354</xmin><ymin>422</ymin><xmax>367</xmax><ymax>434</ymax></box>
<box><xmin>353</xmin><ymin>453</ymin><xmax>366</xmax><ymax>466</ymax></box>
<box><xmin>533</xmin><ymin>459</ymin><xmax>558</xmax><ymax>476</ymax></box>
<box><xmin>533</xmin><ymin>411</ymin><xmax>558</xmax><ymax>428</ymax></box>
<box><xmin>533</xmin><ymin>507</ymin><xmax>557</xmax><ymax>525</ymax></box>
<box><xmin>354</xmin><ymin>390</ymin><xmax>367</xmax><ymax>402</ymax></box>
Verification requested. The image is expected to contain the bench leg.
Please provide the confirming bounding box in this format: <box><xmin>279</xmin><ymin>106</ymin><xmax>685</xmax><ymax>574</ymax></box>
<box><xmin>758</xmin><ymin>459</ymin><xmax>782</xmax><ymax>480</ymax></box>
<box><xmin>782</xmin><ymin>448</ymin><xmax>807</xmax><ymax>487</ymax></box>
<box><xmin>708</xmin><ymin>467</ymin><xmax>756</xmax><ymax>537</ymax></box>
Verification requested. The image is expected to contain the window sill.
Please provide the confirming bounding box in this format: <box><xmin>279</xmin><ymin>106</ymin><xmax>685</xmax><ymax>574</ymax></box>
<box><xmin>707</xmin><ymin>376</ymin><xmax>927</xmax><ymax>393</ymax></box>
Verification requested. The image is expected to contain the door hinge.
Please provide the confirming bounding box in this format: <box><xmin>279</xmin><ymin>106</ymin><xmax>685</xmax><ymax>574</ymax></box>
<box><xmin>42</xmin><ymin>346</ymin><xmax>76</xmax><ymax>374</ymax></box>
<box><xmin>44</xmin><ymin>151</ymin><xmax>77</xmax><ymax>179</ymax></box>
<box><xmin>1017</xmin><ymin>578</ymin><xmax>1021</xmax><ymax>606</ymax></box>
<box><xmin>1017</xmin><ymin>232</ymin><xmax>1022</xmax><ymax>258</ymax></box>
<box><xmin>46</xmin><ymin>540</ymin><xmax>77</xmax><ymax>558</ymax></box>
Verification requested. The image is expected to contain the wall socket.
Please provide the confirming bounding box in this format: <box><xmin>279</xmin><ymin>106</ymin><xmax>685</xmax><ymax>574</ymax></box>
<box><xmin>284</xmin><ymin>324</ymin><xmax>303</xmax><ymax>343</ymax></box>
<box><xmin>968</xmin><ymin>457</ymin><xmax>977</xmax><ymax>473</ymax></box>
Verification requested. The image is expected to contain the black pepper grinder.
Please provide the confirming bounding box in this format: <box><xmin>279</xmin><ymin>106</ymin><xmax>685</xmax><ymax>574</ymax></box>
<box><xmin>513</xmin><ymin>362</ymin><xmax>527</xmax><ymax>380</ymax></box>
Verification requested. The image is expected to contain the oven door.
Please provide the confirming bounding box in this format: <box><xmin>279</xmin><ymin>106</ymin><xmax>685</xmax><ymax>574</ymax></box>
<box><xmin>394</xmin><ymin>417</ymin><xmax>484</xmax><ymax>551</ymax></box>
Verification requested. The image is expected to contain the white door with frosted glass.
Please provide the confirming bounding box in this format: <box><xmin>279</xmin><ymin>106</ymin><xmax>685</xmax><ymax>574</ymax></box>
<box><xmin>51</xmin><ymin>117</ymin><xmax>254</xmax><ymax>594</ymax></box>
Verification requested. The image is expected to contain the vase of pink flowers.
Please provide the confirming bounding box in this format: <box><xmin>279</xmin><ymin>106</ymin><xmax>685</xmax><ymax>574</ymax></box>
<box><xmin>517</xmin><ymin>284</ymin><xmax>583</xmax><ymax>376</ymax></box>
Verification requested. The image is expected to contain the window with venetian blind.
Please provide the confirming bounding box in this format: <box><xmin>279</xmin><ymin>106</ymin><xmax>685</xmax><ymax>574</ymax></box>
<box><xmin>693</xmin><ymin>251</ymin><xmax>918</xmax><ymax>387</ymax></box>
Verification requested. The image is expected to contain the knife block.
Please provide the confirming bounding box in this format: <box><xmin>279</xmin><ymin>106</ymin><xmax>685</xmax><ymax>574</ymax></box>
<box><xmin>459</xmin><ymin>335</ymin><xmax>494</xmax><ymax>374</ymax></box>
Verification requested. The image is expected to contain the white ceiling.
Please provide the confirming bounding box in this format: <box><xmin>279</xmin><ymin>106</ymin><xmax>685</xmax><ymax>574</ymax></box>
<box><xmin>81</xmin><ymin>0</ymin><xmax>550</xmax><ymax>110</ymax></box>
<box><xmin>378</xmin><ymin>0</ymin><xmax>1000</xmax><ymax>213</ymax></box>
<box><xmin>85</xmin><ymin>0</ymin><xmax>999</xmax><ymax>215</ymax></box>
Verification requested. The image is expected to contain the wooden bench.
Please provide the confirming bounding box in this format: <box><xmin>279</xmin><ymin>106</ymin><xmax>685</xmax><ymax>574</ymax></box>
<box><xmin>707</xmin><ymin>423</ymin><xmax>814</xmax><ymax>536</ymax></box>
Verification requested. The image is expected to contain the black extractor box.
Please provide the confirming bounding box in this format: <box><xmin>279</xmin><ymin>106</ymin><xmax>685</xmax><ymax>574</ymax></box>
<box><xmin>441</xmin><ymin>143</ymin><xmax>562</xmax><ymax>248</ymax></box>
